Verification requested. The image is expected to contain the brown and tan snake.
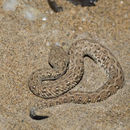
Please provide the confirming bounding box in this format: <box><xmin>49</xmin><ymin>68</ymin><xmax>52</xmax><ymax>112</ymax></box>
<box><xmin>28</xmin><ymin>39</ymin><xmax>124</xmax><ymax>119</ymax></box>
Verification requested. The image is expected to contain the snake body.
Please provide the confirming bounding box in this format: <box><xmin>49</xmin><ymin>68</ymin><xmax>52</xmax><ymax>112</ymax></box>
<box><xmin>28</xmin><ymin>39</ymin><xmax>124</xmax><ymax>118</ymax></box>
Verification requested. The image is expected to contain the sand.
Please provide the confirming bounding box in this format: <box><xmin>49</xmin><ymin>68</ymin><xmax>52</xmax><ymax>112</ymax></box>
<box><xmin>0</xmin><ymin>0</ymin><xmax>129</xmax><ymax>129</ymax></box>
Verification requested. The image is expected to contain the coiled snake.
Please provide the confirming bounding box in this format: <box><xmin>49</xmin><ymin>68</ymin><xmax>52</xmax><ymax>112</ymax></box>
<box><xmin>28</xmin><ymin>39</ymin><xmax>124</xmax><ymax>119</ymax></box>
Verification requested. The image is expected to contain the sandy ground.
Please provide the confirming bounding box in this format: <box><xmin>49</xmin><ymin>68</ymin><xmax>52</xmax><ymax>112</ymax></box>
<box><xmin>0</xmin><ymin>0</ymin><xmax>130</xmax><ymax>130</ymax></box>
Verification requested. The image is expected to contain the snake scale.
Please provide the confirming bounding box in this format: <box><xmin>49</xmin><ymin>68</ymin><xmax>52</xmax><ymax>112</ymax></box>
<box><xmin>28</xmin><ymin>39</ymin><xmax>124</xmax><ymax>119</ymax></box>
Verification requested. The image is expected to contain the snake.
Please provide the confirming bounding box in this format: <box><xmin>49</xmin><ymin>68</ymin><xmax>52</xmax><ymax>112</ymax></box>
<box><xmin>28</xmin><ymin>39</ymin><xmax>124</xmax><ymax>119</ymax></box>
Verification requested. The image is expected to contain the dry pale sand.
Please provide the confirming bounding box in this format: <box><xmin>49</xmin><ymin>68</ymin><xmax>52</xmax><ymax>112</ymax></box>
<box><xmin>0</xmin><ymin>0</ymin><xmax>130</xmax><ymax>130</ymax></box>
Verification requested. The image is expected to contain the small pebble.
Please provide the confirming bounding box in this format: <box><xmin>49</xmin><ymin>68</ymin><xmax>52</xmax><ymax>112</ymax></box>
<box><xmin>3</xmin><ymin>0</ymin><xmax>18</xmax><ymax>11</ymax></box>
<box><xmin>42</xmin><ymin>17</ymin><xmax>47</xmax><ymax>21</ymax></box>
<box><xmin>120</xmin><ymin>1</ymin><xmax>124</xmax><ymax>4</ymax></box>
<box><xmin>55</xmin><ymin>42</ymin><xmax>60</xmax><ymax>46</ymax></box>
